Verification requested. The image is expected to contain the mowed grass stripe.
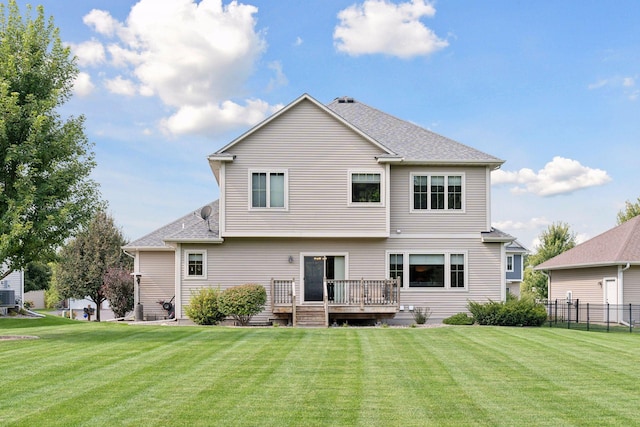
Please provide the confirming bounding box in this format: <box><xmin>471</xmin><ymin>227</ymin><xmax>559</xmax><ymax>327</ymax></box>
<box><xmin>2</xmin><ymin>318</ymin><xmax>640</xmax><ymax>426</ymax></box>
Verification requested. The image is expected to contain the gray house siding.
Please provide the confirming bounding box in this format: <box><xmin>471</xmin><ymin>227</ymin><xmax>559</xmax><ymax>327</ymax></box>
<box><xmin>222</xmin><ymin>99</ymin><xmax>388</xmax><ymax>237</ymax></box>
<box><xmin>506</xmin><ymin>254</ymin><xmax>523</xmax><ymax>281</ymax></box>
<box><xmin>175</xmin><ymin>236</ymin><xmax>503</xmax><ymax>322</ymax></box>
<box><xmin>138</xmin><ymin>251</ymin><xmax>176</xmax><ymax>320</ymax></box>
<box><xmin>623</xmin><ymin>266</ymin><xmax>640</xmax><ymax>304</ymax></box>
<box><xmin>548</xmin><ymin>266</ymin><xmax>617</xmax><ymax>305</ymax></box>
<box><xmin>390</xmin><ymin>165</ymin><xmax>490</xmax><ymax>234</ymax></box>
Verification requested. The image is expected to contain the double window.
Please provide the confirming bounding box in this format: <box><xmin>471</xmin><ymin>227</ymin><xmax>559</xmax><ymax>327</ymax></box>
<box><xmin>411</xmin><ymin>174</ymin><xmax>464</xmax><ymax>211</ymax></box>
<box><xmin>250</xmin><ymin>170</ymin><xmax>287</xmax><ymax>209</ymax></box>
<box><xmin>388</xmin><ymin>252</ymin><xmax>466</xmax><ymax>289</ymax></box>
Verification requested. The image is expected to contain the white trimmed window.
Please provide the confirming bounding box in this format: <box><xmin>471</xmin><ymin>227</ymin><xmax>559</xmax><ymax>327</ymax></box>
<box><xmin>250</xmin><ymin>170</ymin><xmax>287</xmax><ymax>209</ymax></box>
<box><xmin>411</xmin><ymin>173</ymin><xmax>464</xmax><ymax>211</ymax></box>
<box><xmin>506</xmin><ymin>255</ymin><xmax>514</xmax><ymax>272</ymax></box>
<box><xmin>186</xmin><ymin>250</ymin><xmax>207</xmax><ymax>279</ymax></box>
<box><xmin>388</xmin><ymin>251</ymin><xmax>466</xmax><ymax>289</ymax></box>
<box><xmin>350</xmin><ymin>171</ymin><xmax>383</xmax><ymax>205</ymax></box>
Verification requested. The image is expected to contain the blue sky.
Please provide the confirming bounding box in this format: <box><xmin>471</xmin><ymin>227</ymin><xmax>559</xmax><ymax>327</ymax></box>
<box><xmin>16</xmin><ymin>0</ymin><xmax>640</xmax><ymax>249</ymax></box>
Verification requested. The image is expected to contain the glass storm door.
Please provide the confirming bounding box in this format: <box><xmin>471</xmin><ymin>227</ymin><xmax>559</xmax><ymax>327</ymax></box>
<box><xmin>304</xmin><ymin>256</ymin><xmax>324</xmax><ymax>302</ymax></box>
<box><xmin>303</xmin><ymin>256</ymin><xmax>346</xmax><ymax>302</ymax></box>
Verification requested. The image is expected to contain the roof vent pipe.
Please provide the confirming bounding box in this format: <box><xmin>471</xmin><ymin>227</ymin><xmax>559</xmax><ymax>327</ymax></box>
<box><xmin>337</xmin><ymin>96</ymin><xmax>354</xmax><ymax>103</ymax></box>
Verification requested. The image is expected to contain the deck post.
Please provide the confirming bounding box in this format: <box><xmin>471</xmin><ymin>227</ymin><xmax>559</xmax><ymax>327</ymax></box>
<box><xmin>292</xmin><ymin>278</ymin><xmax>297</xmax><ymax>327</ymax></box>
<box><xmin>360</xmin><ymin>277</ymin><xmax>365</xmax><ymax>310</ymax></box>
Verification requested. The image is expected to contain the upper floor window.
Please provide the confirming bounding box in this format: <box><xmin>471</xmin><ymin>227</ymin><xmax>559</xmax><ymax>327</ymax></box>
<box><xmin>250</xmin><ymin>170</ymin><xmax>287</xmax><ymax>209</ymax></box>
<box><xmin>351</xmin><ymin>172</ymin><xmax>381</xmax><ymax>204</ymax></box>
<box><xmin>412</xmin><ymin>173</ymin><xmax>464</xmax><ymax>211</ymax></box>
<box><xmin>506</xmin><ymin>255</ymin><xmax>514</xmax><ymax>272</ymax></box>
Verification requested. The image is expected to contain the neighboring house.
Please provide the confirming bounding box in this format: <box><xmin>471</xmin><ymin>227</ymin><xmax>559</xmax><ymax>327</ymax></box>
<box><xmin>124</xmin><ymin>94</ymin><xmax>515</xmax><ymax>325</ymax></box>
<box><xmin>0</xmin><ymin>268</ymin><xmax>24</xmax><ymax>309</ymax></box>
<box><xmin>535</xmin><ymin>215</ymin><xmax>640</xmax><ymax>324</ymax></box>
<box><xmin>505</xmin><ymin>240</ymin><xmax>528</xmax><ymax>298</ymax></box>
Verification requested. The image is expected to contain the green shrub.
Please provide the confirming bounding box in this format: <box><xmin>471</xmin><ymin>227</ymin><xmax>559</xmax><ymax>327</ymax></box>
<box><xmin>468</xmin><ymin>296</ymin><xmax>547</xmax><ymax>327</ymax></box>
<box><xmin>412</xmin><ymin>307</ymin><xmax>431</xmax><ymax>324</ymax></box>
<box><xmin>218</xmin><ymin>284</ymin><xmax>267</xmax><ymax>326</ymax></box>
<box><xmin>443</xmin><ymin>312</ymin><xmax>475</xmax><ymax>325</ymax></box>
<box><xmin>185</xmin><ymin>288</ymin><xmax>225</xmax><ymax>325</ymax></box>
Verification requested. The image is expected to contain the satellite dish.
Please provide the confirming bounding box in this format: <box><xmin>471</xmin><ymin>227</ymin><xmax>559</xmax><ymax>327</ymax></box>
<box><xmin>200</xmin><ymin>205</ymin><xmax>212</xmax><ymax>220</ymax></box>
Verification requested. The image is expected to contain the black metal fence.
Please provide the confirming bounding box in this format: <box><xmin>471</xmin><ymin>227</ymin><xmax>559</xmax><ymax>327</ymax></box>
<box><xmin>544</xmin><ymin>299</ymin><xmax>640</xmax><ymax>333</ymax></box>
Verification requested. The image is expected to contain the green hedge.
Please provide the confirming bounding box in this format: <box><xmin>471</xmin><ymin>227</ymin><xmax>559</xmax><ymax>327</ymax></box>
<box><xmin>185</xmin><ymin>288</ymin><xmax>226</xmax><ymax>325</ymax></box>
<box><xmin>468</xmin><ymin>296</ymin><xmax>547</xmax><ymax>327</ymax></box>
<box><xmin>218</xmin><ymin>284</ymin><xmax>267</xmax><ymax>326</ymax></box>
<box><xmin>443</xmin><ymin>312</ymin><xmax>475</xmax><ymax>325</ymax></box>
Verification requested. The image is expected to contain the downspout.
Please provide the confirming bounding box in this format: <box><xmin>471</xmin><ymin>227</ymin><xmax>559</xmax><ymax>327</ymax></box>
<box><xmin>619</xmin><ymin>263</ymin><xmax>630</xmax><ymax>326</ymax></box>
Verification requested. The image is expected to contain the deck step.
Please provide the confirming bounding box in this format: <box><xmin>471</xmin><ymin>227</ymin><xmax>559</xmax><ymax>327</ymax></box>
<box><xmin>295</xmin><ymin>306</ymin><xmax>326</xmax><ymax>327</ymax></box>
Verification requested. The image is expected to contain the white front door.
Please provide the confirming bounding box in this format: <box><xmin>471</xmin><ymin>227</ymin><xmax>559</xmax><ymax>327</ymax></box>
<box><xmin>604</xmin><ymin>277</ymin><xmax>618</xmax><ymax>322</ymax></box>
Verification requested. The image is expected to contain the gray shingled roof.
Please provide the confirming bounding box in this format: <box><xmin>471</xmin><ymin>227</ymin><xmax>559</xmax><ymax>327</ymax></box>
<box><xmin>536</xmin><ymin>215</ymin><xmax>640</xmax><ymax>270</ymax></box>
<box><xmin>326</xmin><ymin>97</ymin><xmax>504</xmax><ymax>165</ymax></box>
<box><xmin>506</xmin><ymin>240</ymin><xmax>529</xmax><ymax>253</ymax></box>
<box><xmin>124</xmin><ymin>200</ymin><xmax>220</xmax><ymax>248</ymax></box>
<box><xmin>481</xmin><ymin>228</ymin><xmax>516</xmax><ymax>243</ymax></box>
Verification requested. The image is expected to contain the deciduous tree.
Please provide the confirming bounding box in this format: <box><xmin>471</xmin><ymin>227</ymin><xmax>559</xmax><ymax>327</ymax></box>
<box><xmin>617</xmin><ymin>197</ymin><xmax>640</xmax><ymax>225</ymax></box>
<box><xmin>56</xmin><ymin>212</ymin><xmax>131</xmax><ymax>321</ymax></box>
<box><xmin>0</xmin><ymin>1</ymin><xmax>100</xmax><ymax>280</ymax></box>
<box><xmin>102</xmin><ymin>267</ymin><xmax>134</xmax><ymax>319</ymax></box>
<box><xmin>522</xmin><ymin>222</ymin><xmax>576</xmax><ymax>299</ymax></box>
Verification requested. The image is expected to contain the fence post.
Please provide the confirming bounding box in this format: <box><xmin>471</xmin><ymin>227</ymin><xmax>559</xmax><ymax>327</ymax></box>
<box><xmin>575</xmin><ymin>299</ymin><xmax>579</xmax><ymax>323</ymax></box>
<box><xmin>630</xmin><ymin>304</ymin><xmax>633</xmax><ymax>334</ymax></box>
<box><xmin>586</xmin><ymin>303</ymin><xmax>590</xmax><ymax>331</ymax></box>
<box><xmin>554</xmin><ymin>299</ymin><xmax>558</xmax><ymax>326</ymax></box>
<box><xmin>567</xmin><ymin>300</ymin><xmax>571</xmax><ymax>329</ymax></box>
<box><xmin>606</xmin><ymin>303</ymin><xmax>610</xmax><ymax>332</ymax></box>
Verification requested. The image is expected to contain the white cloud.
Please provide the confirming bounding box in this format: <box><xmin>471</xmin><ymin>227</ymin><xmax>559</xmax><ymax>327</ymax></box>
<box><xmin>266</xmin><ymin>61</ymin><xmax>288</xmax><ymax>92</ymax></box>
<box><xmin>83</xmin><ymin>9</ymin><xmax>121</xmax><ymax>37</ymax></box>
<box><xmin>492</xmin><ymin>156</ymin><xmax>612</xmax><ymax>196</ymax></box>
<box><xmin>588</xmin><ymin>75</ymin><xmax>638</xmax><ymax>100</ymax></box>
<box><xmin>80</xmin><ymin>0</ymin><xmax>277</xmax><ymax>136</ymax></box>
<box><xmin>334</xmin><ymin>0</ymin><xmax>448</xmax><ymax>58</ymax></box>
<box><xmin>493</xmin><ymin>217</ymin><xmax>550</xmax><ymax>231</ymax></box>
<box><xmin>294</xmin><ymin>36</ymin><xmax>303</xmax><ymax>47</ymax></box>
<box><xmin>160</xmin><ymin>99</ymin><xmax>283</xmax><ymax>136</ymax></box>
<box><xmin>105</xmin><ymin>76</ymin><xmax>137</xmax><ymax>96</ymax></box>
<box><xmin>73</xmin><ymin>72</ymin><xmax>95</xmax><ymax>97</ymax></box>
<box><xmin>68</xmin><ymin>39</ymin><xmax>106</xmax><ymax>67</ymax></box>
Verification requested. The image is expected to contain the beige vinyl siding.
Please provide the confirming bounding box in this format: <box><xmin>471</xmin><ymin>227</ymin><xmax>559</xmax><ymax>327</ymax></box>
<box><xmin>178</xmin><ymin>236</ymin><xmax>501</xmax><ymax>322</ymax></box>
<box><xmin>548</xmin><ymin>267</ymin><xmax>617</xmax><ymax>305</ymax></box>
<box><xmin>386</xmin><ymin>238</ymin><xmax>502</xmax><ymax>321</ymax></box>
<box><xmin>623</xmin><ymin>266</ymin><xmax>640</xmax><ymax>304</ymax></box>
<box><xmin>390</xmin><ymin>165</ymin><xmax>489</xmax><ymax>234</ymax></box>
<box><xmin>138</xmin><ymin>251</ymin><xmax>175</xmax><ymax>320</ymax></box>
<box><xmin>222</xmin><ymin>99</ymin><xmax>387</xmax><ymax>236</ymax></box>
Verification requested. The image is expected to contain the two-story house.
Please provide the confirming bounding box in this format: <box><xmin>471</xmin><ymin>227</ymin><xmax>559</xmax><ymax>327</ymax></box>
<box><xmin>506</xmin><ymin>240</ymin><xmax>528</xmax><ymax>298</ymax></box>
<box><xmin>124</xmin><ymin>93</ymin><xmax>514</xmax><ymax>325</ymax></box>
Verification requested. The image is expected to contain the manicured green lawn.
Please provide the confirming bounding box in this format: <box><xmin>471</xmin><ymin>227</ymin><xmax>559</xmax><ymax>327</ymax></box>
<box><xmin>1</xmin><ymin>316</ymin><xmax>639</xmax><ymax>426</ymax></box>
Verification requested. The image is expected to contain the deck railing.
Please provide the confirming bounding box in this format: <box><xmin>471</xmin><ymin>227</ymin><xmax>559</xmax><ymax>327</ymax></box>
<box><xmin>271</xmin><ymin>278</ymin><xmax>400</xmax><ymax>307</ymax></box>
<box><xmin>325</xmin><ymin>279</ymin><xmax>399</xmax><ymax>306</ymax></box>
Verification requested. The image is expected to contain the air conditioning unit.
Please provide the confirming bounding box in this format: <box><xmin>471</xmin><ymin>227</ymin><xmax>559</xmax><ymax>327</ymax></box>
<box><xmin>0</xmin><ymin>289</ymin><xmax>16</xmax><ymax>306</ymax></box>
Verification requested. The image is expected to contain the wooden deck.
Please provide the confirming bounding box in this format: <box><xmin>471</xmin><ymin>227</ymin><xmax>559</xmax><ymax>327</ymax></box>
<box><xmin>271</xmin><ymin>278</ymin><xmax>400</xmax><ymax>326</ymax></box>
